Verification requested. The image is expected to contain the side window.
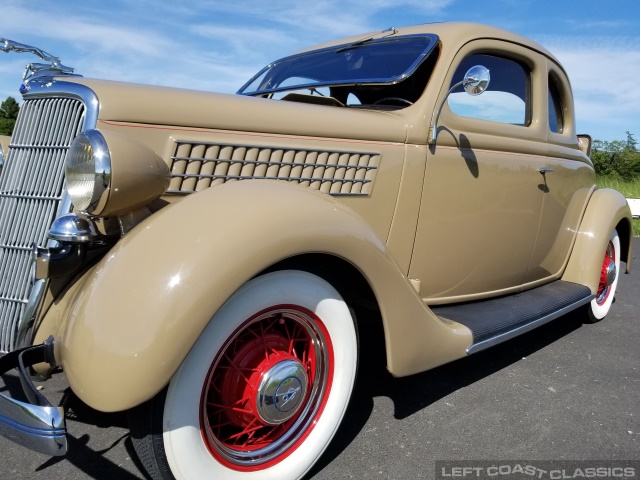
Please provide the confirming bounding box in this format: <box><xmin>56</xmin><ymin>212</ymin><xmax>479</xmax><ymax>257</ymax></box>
<box><xmin>548</xmin><ymin>74</ymin><xmax>564</xmax><ymax>133</ymax></box>
<box><xmin>448</xmin><ymin>53</ymin><xmax>530</xmax><ymax>126</ymax></box>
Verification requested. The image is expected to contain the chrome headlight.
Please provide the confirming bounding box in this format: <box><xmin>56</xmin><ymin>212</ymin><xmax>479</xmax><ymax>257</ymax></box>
<box><xmin>65</xmin><ymin>129</ymin><xmax>170</xmax><ymax>217</ymax></box>
<box><xmin>66</xmin><ymin>130</ymin><xmax>111</xmax><ymax>214</ymax></box>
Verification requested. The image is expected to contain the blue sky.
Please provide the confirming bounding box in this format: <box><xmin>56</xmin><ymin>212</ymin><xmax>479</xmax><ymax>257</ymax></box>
<box><xmin>1</xmin><ymin>0</ymin><xmax>638</xmax><ymax>142</ymax></box>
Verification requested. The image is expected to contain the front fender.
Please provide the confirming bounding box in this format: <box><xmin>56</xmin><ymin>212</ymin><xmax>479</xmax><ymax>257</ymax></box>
<box><xmin>55</xmin><ymin>181</ymin><xmax>472</xmax><ymax>412</ymax></box>
<box><xmin>562</xmin><ymin>188</ymin><xmax>633</xmax><ymax>291</ymax></box>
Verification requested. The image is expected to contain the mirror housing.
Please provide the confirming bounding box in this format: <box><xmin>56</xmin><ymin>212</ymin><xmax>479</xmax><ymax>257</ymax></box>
<box><xmin>428</xmin><ymin>65</ymin><xmax>490</xmax><ymax>144</ymax></box>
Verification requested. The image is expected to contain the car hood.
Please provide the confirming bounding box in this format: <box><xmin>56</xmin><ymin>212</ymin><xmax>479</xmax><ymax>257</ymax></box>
<box><xmin>62</xmin><ymin>77</ymin><xmax>409</xmax><ymax>144</ymax></box>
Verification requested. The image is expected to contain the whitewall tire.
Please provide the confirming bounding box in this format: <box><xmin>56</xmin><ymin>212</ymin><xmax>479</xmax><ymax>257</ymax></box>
<box><xmin>131</xmin><ymin>270</ymin><xmax>358</xmax><ymax>480</ymax></box>
<box><xmin>585</xmin><ymin>229</ymin><xmax>620</xmax><ymax>323</ymax></box>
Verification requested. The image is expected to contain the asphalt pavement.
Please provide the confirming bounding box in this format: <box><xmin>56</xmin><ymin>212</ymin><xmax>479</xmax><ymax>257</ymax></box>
<box><xmin>1</xmin><ymin>238</ymin><xmax>638</xmax><ymax>480</ymax></box>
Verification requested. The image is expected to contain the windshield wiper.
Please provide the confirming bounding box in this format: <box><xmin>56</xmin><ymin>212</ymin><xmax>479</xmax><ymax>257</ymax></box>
<box><xmin>335</xmin><ymin>27</ymin><xmax>398</xmax><ymax>53</ymax></box>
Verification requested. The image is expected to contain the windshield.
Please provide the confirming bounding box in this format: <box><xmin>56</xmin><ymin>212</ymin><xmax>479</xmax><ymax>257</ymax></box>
<box><xmin>238</xmin><ymin>34</ymin><xmax>438</xmax><ymax>96</ymax></box>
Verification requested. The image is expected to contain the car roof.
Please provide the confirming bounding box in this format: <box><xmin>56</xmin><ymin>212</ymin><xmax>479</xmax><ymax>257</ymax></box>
<box><xmin>294</xmin><ymin>22</ymin><xmax>560</xmax><ymax>65</ymax></box>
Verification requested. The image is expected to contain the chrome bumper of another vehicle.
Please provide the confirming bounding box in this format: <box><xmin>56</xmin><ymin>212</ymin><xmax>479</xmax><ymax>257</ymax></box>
<box><xmin>0</xmin><ymin>337</ymin><xmax>67</xmax><ymax>456</ymax></box>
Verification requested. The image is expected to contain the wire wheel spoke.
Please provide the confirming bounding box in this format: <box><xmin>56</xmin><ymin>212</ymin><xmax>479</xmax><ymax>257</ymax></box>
<box><xmin>200</xmin><ymin>305</ymin><xmax>331</xmax><ymax>466</ymax></box>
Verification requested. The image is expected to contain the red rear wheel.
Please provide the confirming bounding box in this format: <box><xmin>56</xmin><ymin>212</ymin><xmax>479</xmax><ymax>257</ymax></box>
<box><xmin>585</xmin><ymin>229</ymin><xmax>620</xmax><ymax>323</ymax></box>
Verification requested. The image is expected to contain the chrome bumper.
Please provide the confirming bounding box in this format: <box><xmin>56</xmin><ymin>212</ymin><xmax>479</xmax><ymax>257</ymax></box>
<box><xmin>0</xmin><ymin>337</ymin><xmax>67</xmax><ymax>456</ymax></box>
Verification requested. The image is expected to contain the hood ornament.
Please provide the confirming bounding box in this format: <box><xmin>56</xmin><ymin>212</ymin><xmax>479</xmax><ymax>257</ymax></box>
<box><xmin>1</xmin><ymin>37</ymin><xmax>77</xmax><ymax>91</ymax></box>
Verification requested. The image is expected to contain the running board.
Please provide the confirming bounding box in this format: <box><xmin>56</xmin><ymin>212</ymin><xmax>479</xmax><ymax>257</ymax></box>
<box><xmin>432</xmin><ymin>281</ymin><xmax>593</xmax><ymax>355</ymax></box>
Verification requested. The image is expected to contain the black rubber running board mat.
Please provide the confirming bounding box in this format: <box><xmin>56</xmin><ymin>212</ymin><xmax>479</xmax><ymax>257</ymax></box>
<box><xmin>431</xmin><ymin>281</ymin><xmax>592</xmax><ymax>345</ymax></box>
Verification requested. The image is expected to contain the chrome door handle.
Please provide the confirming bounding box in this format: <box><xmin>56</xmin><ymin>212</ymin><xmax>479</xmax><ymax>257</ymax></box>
<box><xmin>538</xmin><ymin>167</ymin><xmax>555</xmax><ymax>174</ymax></box>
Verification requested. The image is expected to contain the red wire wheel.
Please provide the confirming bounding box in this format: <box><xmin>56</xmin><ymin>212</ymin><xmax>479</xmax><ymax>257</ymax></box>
<box><xmin>585</xmin><ymin>229</ymin><xmax>620</xmax><ymax>323</ymax></box>
<box><xmin>595</xmin><ymin>239</ymin><xmax>616</xmax><ymax>306</ymax></box>
<box><xmin>200</xmin><ymin>305</ymin><xmax>334</xmax><ymax>470</ymax></box>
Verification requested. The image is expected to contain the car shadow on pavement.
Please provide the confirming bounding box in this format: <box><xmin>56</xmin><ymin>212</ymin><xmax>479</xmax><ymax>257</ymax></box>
<box><xmin>35</xmin><ymin>431</ymin><xmax>143</xmax><ymax>480</ymax></box>
<box><xmin>34</xmin><ymin>388</ymin><xmax>152</xmax><ymax>479</ymax></box>
<box><xmin>0</xmin><ymin>374</ymin><xmax>150</xmax><ymax>479</ymax></box>
<box><xmin>306</xmin><ymin>309</ymin><xmax>585</xmax><ymax>478</ymax></box>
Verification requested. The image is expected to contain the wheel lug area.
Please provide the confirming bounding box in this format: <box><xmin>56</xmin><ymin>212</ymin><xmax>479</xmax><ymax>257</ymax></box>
<box><xmin>255</xmin><ymin>360</ymin><xmax>308</xmax><ymax>425</ymax></box>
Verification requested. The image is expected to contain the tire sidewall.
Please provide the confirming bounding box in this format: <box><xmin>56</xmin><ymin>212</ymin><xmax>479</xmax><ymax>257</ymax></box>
<box><xmin>163</xmin><ymin>270</ymin><xmax>357</xmax><ymax>480</ymax></box>
<box><xmin>589</xmin><ymin>229</ymin><xmax>621</xmax><ymax>321</ymax></box>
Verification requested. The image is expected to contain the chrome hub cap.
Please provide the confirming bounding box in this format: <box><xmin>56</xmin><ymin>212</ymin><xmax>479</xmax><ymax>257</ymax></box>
<box><xmin>605</xmin><ymin>260</ymin><xmax>617</xmax><ymax>287</ymax></box>
<box><xmin>256</xmin><ymin>360</ymin><xmax>308</xmax><ymax>425</ymax></box>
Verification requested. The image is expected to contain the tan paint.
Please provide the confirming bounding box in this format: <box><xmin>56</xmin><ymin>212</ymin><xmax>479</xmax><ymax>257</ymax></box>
<box><xmin>0</xmin><ymin>135</ymin><xmax>9</xmax><ymax>155</ymax></box>
<box><xmin>87</xmin><ymin>129</ymin><xmax>170</xmax><ymax>216</ymax></box>
<box><xmin>562</xmin><ymin>188</ymin><xmax>633</xmax><ymax>291</ymax></box>
<box><xmin>57</xmin><ymin>181</ymin><xmax>471</xmax><ymax>412</ymax></box>
<box><xmin>25</xmin><ymin>22</ymin><xmax>632</xmax><ymax>413</ymax></box>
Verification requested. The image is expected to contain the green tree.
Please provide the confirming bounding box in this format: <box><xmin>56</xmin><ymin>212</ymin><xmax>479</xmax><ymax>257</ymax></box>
<box><xmin>626</xmin><ymin>131</ymin><xmax>637</xmax><ymax>152</ymax></box>
<box><xmin>0</xmin><ymin>96</ymin><xmax>20</xmax><ymax>135</ymax></box>
<box><xmin>0</xmin><ymin>97</ymin><xmax>19</xmax><ymax>119</ymax></box>
<box><xmin>592</xmin><ymin>133</ymin><xmax>640</xmax><ymax>181</ymax></box>
<box><xmin>0</xmin><ymin>97</ymin><xmax>20</xmax><ymax>135</ymax></box>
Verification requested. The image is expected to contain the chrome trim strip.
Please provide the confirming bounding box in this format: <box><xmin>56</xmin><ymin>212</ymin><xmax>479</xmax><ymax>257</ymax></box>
<box><xmin>237</xmin><ymin>33</ymin><xmax>439</xmax><ymax>96</ymax></box>
<box><xmin>16</xmin><ymin>280</ymin><xmax>47</xmax><ymax>349</ymax></box>
<box><xmin>0</xmin><ymin>193</ymin><xmax>62</xmax><ymax>201</ymax></box>
<box><xmin>8</xmin><ymin>145</ymin><xmax>71</xmax><ymax>150</ymax></box>
<box><xmin>465</xmin><ymin>294</ymin><xmax>594</xmax><ymax>355</ymax></box>
<box><xmin>0</xmin><ymin>245</ymin><xmax>34</xmax><ymax>252</ymax></box>
<box><xmin>0</xmin><ymin>298</ymin><xmax>29</xmax><ymax>304</ymax></box>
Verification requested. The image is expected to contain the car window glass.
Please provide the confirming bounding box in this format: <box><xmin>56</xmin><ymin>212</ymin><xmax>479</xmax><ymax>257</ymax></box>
<box><xmin>346</xmin><ymin>93</ymin><xmax>361</xmax><ymax>105</ymax></box>
<box><xmin>548</xmin><ymin>74</ymin><xmax>564</xmax><ymax>133</ymax></box>
<box><xmin>448</xmin><ymin>53</ymin><xmax>530</xmax><ymax>125</ymax></box>
<box><xmin>271</xmin><ymin>80</ymin><xmax>330</xmax><ymax>99</ymax></box>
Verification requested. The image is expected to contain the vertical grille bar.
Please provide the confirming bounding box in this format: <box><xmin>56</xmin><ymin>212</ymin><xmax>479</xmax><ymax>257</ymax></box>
<box><xmin>0</xmin><ymin>94</ymin><xmax>87</xmax><ymax>353</ymax></box>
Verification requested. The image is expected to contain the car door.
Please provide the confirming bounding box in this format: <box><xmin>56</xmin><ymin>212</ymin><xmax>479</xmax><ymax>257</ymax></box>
<box><xmin>409</xmin><ymin>41</ymin><xmax>550</xmax><ymax>303</ymax></box>
<box><xmin>522</xmin><ymin>62</ymin><xmax>595</xmax><ymax>283</ymax></box>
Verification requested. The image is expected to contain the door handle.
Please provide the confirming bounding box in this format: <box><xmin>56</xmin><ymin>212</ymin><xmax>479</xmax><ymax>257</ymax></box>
<box><xmin>538</xmin><ymin>167</ymin><xmax>555</xmax><ymax>174</ymax></box>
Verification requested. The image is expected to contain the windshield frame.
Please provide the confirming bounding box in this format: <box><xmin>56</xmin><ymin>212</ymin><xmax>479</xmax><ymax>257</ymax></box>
<box><xmin>237</xmin><ymin>33</ymin><xmax>439</xmax><ymax>96</ymax></box>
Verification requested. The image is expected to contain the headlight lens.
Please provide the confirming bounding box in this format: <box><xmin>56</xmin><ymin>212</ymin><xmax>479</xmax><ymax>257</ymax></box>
<box><xmin>65</xmin><ymin>129</ymin><xmax>170</xmax><ymax>218</ymax></box>
<box><xmin>65</xmin><ymin>130</ymin><xmax>111</xmax><ymax>214</ymax></box>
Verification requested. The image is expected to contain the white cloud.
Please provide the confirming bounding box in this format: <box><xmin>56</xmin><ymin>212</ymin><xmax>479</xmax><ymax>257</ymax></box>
<box><xmin>2</xmin><ymin>1</ymin><xmax>638</xmax><ymax>141</ymax></box>
<box><xmin>535</xmin><ymin>35</ymin><xmax>640</xmax><ymax>139</ymax></box>
<box><xmin>449</xmin><ymin>91</ymin><xmax>526</xmax><ymax>124</ymax></box>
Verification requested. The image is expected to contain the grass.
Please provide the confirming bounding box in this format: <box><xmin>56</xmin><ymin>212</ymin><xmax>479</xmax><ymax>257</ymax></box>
<box><xmin>596</xmin><ymin>175</ymin><xmax>640</xmax><ymax>236</ymax></box>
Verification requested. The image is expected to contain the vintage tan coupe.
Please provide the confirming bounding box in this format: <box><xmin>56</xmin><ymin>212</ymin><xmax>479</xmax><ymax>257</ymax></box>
<box><xmin>0</xmin><ymin>22</ymin><xmax>633</xmax><ymax>479</ymax></box>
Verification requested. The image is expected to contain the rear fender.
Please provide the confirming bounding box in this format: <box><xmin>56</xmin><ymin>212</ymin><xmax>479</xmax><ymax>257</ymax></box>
<box><xmin>562</xmin><ymin>188</ymin><xmax>633</xmax><ymax>291</ymax></box>
<box><xmin>55</xmin><ymin>181</ymin><xmax>472</xmax><ymax>412</ymax></box>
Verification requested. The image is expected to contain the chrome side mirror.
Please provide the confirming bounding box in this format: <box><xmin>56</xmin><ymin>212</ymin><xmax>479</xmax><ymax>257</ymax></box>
<box><xmin>428</xmin><ymin>65</ymin><xmax>491</xmax><ymax>144</ymax></box>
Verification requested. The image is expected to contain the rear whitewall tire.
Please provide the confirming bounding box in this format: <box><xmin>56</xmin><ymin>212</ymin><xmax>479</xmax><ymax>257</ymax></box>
<box><xmin>585</xmin><ymin>229</ymin><xmax>620</xmax><ymax>323</ymax></box>
<box><xmin>163</xmin><ymin>270</ymin><xmax>358</xmax><ymax>480</ymax></box>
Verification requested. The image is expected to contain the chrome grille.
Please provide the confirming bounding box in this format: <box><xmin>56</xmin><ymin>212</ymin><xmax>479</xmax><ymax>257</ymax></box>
<box><xmin>168</xmin><ymin>141</ymin><xmax>380</xmax><ymax>196</ymax></box>
<box><xmin>0</xmin><ymin>95</ymin><xmax>86</xmax><ymax>352</ymax></box>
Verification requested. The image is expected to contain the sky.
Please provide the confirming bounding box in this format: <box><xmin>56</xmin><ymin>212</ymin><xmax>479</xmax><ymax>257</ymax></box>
<box><xmin>1</xmin><ymin>0</ymin><xmax>638</xmax><ymax>142</ymax></box>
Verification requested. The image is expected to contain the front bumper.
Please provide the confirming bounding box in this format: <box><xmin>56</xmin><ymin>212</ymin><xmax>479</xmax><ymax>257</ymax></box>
<box><xmin>0</xmin><ymin>337</ymin><xmax>67</xmax><ymax>456</ymax></box>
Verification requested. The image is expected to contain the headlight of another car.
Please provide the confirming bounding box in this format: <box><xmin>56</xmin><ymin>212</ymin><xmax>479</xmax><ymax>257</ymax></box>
<box><xmin>66</xmin><ymin>129</ymin><xmax>170</xmax><ymax>217</ymax></box>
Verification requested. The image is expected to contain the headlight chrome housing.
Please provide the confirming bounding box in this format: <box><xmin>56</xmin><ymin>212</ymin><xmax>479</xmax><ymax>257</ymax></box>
<box><xmin>65</xmin><ymin>129</ymin><xmax>170</xmax><ymax>217</ymax></box>
<box><xmin>66</xmin><ymin>130</ymin><xmax>111</xmax><ymax>214</ymax></box>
